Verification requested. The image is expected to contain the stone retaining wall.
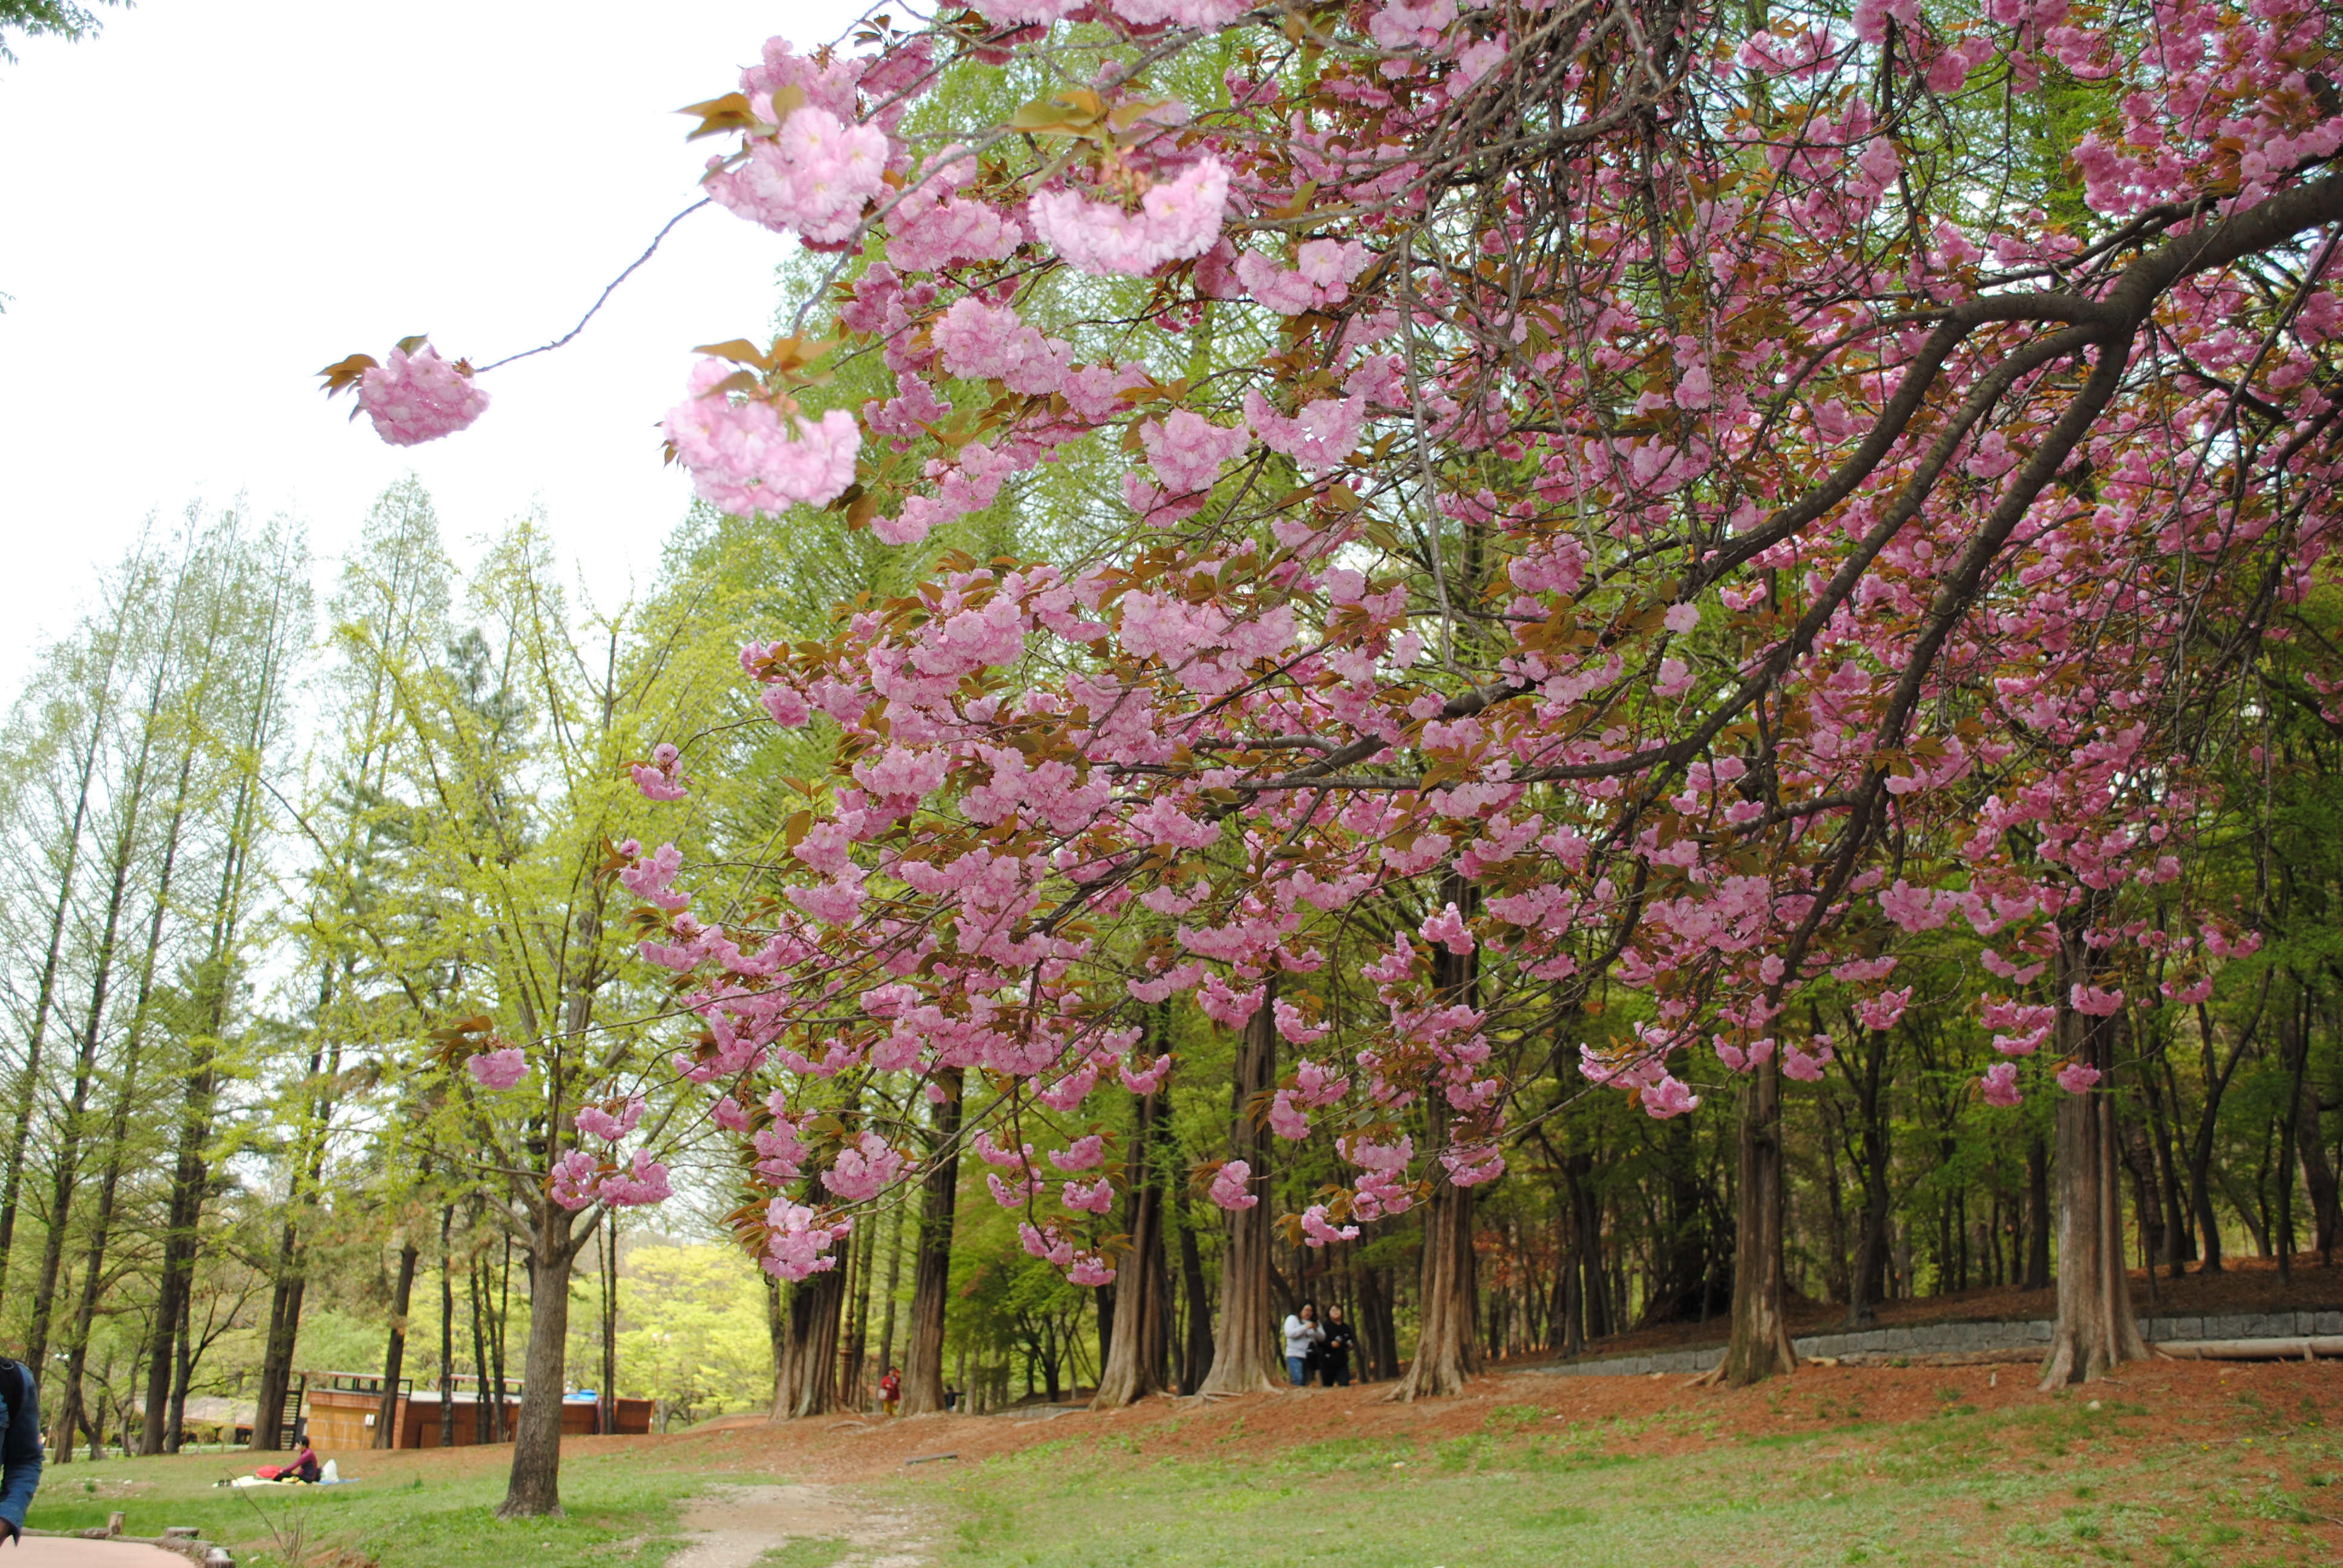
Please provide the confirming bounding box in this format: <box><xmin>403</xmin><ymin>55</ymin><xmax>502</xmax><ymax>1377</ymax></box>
<box><xmin>1531</xmin><ymin>1309</ymin><xmax>2343</xmax><ymax>1377</ymax></box>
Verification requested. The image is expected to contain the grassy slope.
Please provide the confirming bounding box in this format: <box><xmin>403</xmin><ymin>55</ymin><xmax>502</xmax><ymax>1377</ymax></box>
<box><xmin>25</xmin><ymin>1362</ymin><xmax>2343</xmax><ymax>1567</ymax></box>
<box><xmin>918</xmin><ymin>1394</ymin><xmax>2342</xmax><ymax>1566</ymax></box>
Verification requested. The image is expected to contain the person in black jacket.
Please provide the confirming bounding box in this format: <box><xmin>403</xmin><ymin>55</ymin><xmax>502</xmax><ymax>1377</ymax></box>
<box><xmin>0</xmin><ymin>1354</ymin><xmax>42</xmax><ymax>1545</ymax></box>
<box><xmin>1318</xmin><ymin>1305</ymin><xmax>1359</xmax><ymax>1387</ymax></box>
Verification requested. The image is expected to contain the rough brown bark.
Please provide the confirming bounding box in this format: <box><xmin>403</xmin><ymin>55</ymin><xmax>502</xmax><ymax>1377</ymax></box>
<box><xmin>1198</xmin><ymin>996</ymin><xmax>1282</xmax><ymax>1395</ymax></box>
<box><xmin>1722</xmin><ymin>1054</ymin><xmax>1798</xmax><ymax>1386</ymax></box>
<box><xmin>899</xmin><ymin>1070</ymin><xmax>962</xmax><ymax>1416</ymax></box>
<box><xmin>772</xmin><ymin>1260</ymin><xmax>853</xmax><ymax>1419</ymax></box>
<box><xmin>1393</xmin><ymin>1149</ymin><xmax>1480</xmax><ymax>1399</ymax></box>
<box><xmin>1394</xmin><ymin>911</ymin><xmax>1482</xmax><ymax>1401</ymax></box>
<box><xmin>772</xmin><ymin>1184</ymin><xmax>854</xmax><ymax>1420</ymax></box>
<box><xmin>497</xmin><ymin>1207</ymin><xmax>588</xmax><ymax>1517</ymax></box>
<box><xmin>2039</xmin><ymin>950</ymin><xmax>2149</xmax><ymax>1388</ymax></box>
<box><xmin>1092</xmin><ymin>1089</ymin><xmax>1170</xmax><ymax>1408</ymax></box>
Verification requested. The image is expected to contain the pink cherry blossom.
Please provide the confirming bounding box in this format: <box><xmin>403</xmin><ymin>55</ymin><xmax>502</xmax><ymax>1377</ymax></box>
<box><xmin>1028</xmin><ymin>158</ymin><xmax>1230</xmax><ymax>277</ymax></box>
<box><xmin>825</xmin><ymin>1131</ymin><xmax>906</xmax><ymax>1201</ymax></box>
<box><xmin>664</xmin><ymin>358</ymin><xmax>860</xmax><ymax>515</ymax></box>
<box><xmin>467</xmin><ymin>1047</ymin><xmax>528</xmax><ymax>1091</ymax></box>
<box><xmin>631</xmin><ymin>742</ymin><xmax>690</xmax><ymax>802</ymax></box>
<box><xmin>1642</xmin><ymin>1073</ymin><xmax>1700</xmax><ymax>1119</ymax></box>
<box><xmin>1780</xmin><ymin>1037</ymin><xmax>1833</xmax><ymax>1082</ymax></box>
<box><xmin>2069</xmin><ymin>984</ymin><xmax>2126</xmax><ymax>1017</ymax></box>
<box><xmin>1418</xmin><ymin>902</ymin><xmax>1475</xmax><ymax>955</ymax></box>
<box><xmin>1207</xmin><ymin>1158</ymin><xmax>1259</xmax><ymax>1210</ymax></box>
<box><xmin>1299</xmin><ymin>1204</ymin><xmax>1361</xmax><ymax>1247</ymax></box>
<box><xmin>1980</xmin><ymin>1061</ymin><xmax>2024</xmax><ymax>1107</ymax></box>
<box><xmin>2056</xmin><ymin>1062</ymin><xmax>2103</xmax><ymax>1095</ymax></box>
<box><xmin>1048</xmin><ymin>1135</ymin><xmax>1105</xmax><ymax>1172</ymax></box>
<box><xmin>575</xmin><ymin>1095</ymin><xmax>645</xmax><ymax>1143</ymax></box>
<box><xmin>705</xmin><ymin>106</ymin><xmax>888</xmax><ymax>245</ymax></box>
<box><xmin>357</xmin><ymin>345</ymin><xmax>488</xmax><ymax>446</ymax></box>
<box><xmin>1139</xmin><ymin>410</ymin><xmax>1249</xmax><ymax>495</ymax></box>
<box><xmin>1060</xmin><ymin>1177</ymin><xmax>1115</xmax><ymax>1214</ymax></box>
<box><xmin>764</xmin><ymin>1199</ymin><xmax>853</xmax><ymax>1279</ymax></box>
<box><xmin>1066</xmin><ymin>1253</ymin><xmax>1117</xmax><ymax>1287</ymax></box>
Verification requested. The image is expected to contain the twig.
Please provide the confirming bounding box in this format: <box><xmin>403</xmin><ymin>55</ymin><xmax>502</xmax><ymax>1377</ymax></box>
<box><xmin>474</xmin><ymin>199</ymin><xmax>712</xmax><ymax>373</ymax></box>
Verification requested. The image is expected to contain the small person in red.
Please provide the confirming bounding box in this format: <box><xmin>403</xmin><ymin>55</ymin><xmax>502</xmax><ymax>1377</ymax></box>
<box><xmin>878</xmin><ymin>1368</ymin><xmax>901</xmax><ymax>1417</ymax></box>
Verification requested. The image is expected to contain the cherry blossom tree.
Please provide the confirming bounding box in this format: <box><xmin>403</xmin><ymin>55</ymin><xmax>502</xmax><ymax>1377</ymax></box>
<box><xmin>340</xmin><ymin>0</ymin><xmax>2343</xmax><ymax>1445</ymax></box>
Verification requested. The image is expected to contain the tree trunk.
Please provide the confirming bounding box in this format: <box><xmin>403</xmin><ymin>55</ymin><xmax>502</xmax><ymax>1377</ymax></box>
<box><xmin>2276</xmin><ymin>982</ymin><xmax>2309</xmax><ymax>1282</ymax></box>
<box><xmin>1816</xmin><ymin>1097</ymin><xmax>1850</xmax><ymax>1306</ymax></box>
<box><xmin>874</xmin><ymin>1206</ymin><xmax>905</xmax><ymax>1389</ymax></box>
<box><xmin>494</xmin><ymin>1235</ymin><xmax>513</xmax><ymax>1442</ymax></box>
<box><xmin>840</xmin><ymin>1204</ymin><xmax>875</xmax><ymax>1410</ymax></box>
<box><xmin>765</xmin><ymin>1276</ymin><xmax>787</xmax><ymax>1410</ymax></box>
<box><xmin>2298</xmin><ymin>1080</ymin><xmax>2339</xmax><ymax>1264</ymax></box>
<box><xmin>249</xmin><ymin>1226</ymin><xmax>308</xmax><ymax>1451</ymax></box>
<box><xmin>0</xmin><ymin>664</ymin><xmax>111</xmax><ymax>1323</ymax></box>
<box><xmin>1841</xmin><ymin>1022</ymin><xmax>1893</xmax><ymax>1328</ymax></box>
<box><xmin>1394</xmin><ymin>1151</ymin><xmax>1480</xmax><ymax>1399</ymax></box>
<box><xmin>140</xmin><ymin>875</ymin><xmax>248</xmax><ymax>1455</ymax></box>
<box><xmin>52</xmin><ymin>1044</ymin><xmax>150</xmax><ymax>1464</ymax></box>
<box><xmin>2186</xmin><ymin>990</ymin><xmax>2265</xmax><ymax>1272</ymax></box>
<box><xmin>2039</xmin><ymin>977</ymin><xmax>2148</xmax><ymax>1387</ymax></box>
<box><xmin>1722</xmin><ymin>1054</ymin><xmax>1797</xmax><ymax>1385</ymax></box>
<box><xmin>598</xmin><ymin>1209</ymin><xmax>618</xmax><ymax>1437</ymax></box>
<box><xmin>1092</xmin><ymin>1088</ymin><xmax>1170</xmax><ymax>1408</ymax></box>
<box><xmin>439</xmin><ymin>1206</ymin><xmax>457</xmax><ymax>1449</ymax></box>
<box><xmin>167</xmin><ymin>1284</ymin><xmax>193</xmax><ymax>1452</ymax></box>
<box><xmin>1173</xmin><ymin>1179</ymin><xmax>1213</xmax><ymax>1393</ymax></box>
<box><xmin>469</xmin><ymin>1250</ymin><xmax>493</xmax><ymax>1443</ymax></box>
<box><xmin>2024</xmin><ymin>1121</ymin><xmax>2053</xmax><ymax>1290</ymax></box>
<box><xmin>376</xmin><ymin>1238</ymin><xmax>419</xmax><ymax>1448</ymax></box>
<box><xmin>899</xmin><ymin>1069</ymin><xmax>962</xmax><ymax>1416</ymax></box>
<box><xmin>1198</xmin><ymin>996</ymin><xmax>1282</xmax><ymax>1395</ymax></box>
<box><xmin>772</xmin><ymin>1255</ymin><xmax>853</xmax><ymax>1419</ymax></box>
<box><xmin>497</xmin><ymin>1208</ymin><xmax>587</xmax><ymax>1518</ymax></box>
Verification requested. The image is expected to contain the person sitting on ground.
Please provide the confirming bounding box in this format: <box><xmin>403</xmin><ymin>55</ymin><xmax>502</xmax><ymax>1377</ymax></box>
<box><xmin>287</xmin><ymin>1437</ymin><xmax>321</xmax><ymax>1484</ymax></box>
<box><xmin>1280</xmin><ymin>1302</ymin><xmax>1323</xmax><ymax>1388</ymax></box>
<box><xmin>1319</xmin><ymin>1304</ymin><xmax>1358</xmax><ymax>1388</ymax></box>
<box><xmin>0</xmin><ymin>1350</ymin><xmax>42</xmax><ymax>1547</ymax></box>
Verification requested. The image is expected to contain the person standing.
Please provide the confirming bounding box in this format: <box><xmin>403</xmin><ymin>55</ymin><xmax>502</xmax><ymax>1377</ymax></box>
<box><xmin>1280</xmin><ymin>1303</ymin><xmax>1323</xmax><ymax>1388</ymax></box>
<box><xmin>879</xmin><ymin>1367</ymin><xmax>902</xmax><ymax>1417</ymax></box>
<box><xmin>1318</xmin><ymin>1305</ymin><xmax>1358</xmax><ymax>1388</ymax></box>
<box><xmin>0</xmin><ymin>1353</ymin><xmax>42</xmax><ymax>1546</ymax></box>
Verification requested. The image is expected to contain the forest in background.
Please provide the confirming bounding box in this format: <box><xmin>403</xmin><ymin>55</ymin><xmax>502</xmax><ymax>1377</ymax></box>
<box><xmin>2</xmin><ymin>458</ymin><xmax>2337</xmax><ymax>1456</ymax></box>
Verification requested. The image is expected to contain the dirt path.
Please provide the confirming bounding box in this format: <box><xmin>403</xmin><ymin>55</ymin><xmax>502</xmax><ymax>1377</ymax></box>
<box><xmin>667</xmin><ymin>1482</ymin><xmax>932</xmax><ymax>1568</ymax></box>
<box><xmin>15</xmin><ymin>1544</ymin><xmax>189</xmax><ymax>1566</ymax></box>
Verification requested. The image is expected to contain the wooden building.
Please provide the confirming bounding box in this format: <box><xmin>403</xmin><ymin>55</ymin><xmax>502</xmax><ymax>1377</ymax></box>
<box><xmin>298</xmin><ymin>1371</ymin><xmax>652</xmax><ymax>1451</ymax></box>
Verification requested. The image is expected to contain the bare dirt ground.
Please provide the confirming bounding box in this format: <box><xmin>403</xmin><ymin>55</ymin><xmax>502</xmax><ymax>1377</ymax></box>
<box><xmin>611</xmin><ymin>1353</ymin><xmax>2343</xmax><ymax>1483</ymax></box>
<box><xmin>13</xmin><ymin>1546</ymin><xmax>187</xmax><ymax>1567</ymax></box>
<box><xmin>667</xmin><ymin>1483</ymin><xmax>933</xmax><ymax>1568</ymax></box>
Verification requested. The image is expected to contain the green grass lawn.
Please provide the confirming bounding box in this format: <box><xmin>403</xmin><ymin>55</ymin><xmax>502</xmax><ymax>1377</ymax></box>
<box><xmin>25</xmin><ymin>1444</ymin><xmax>687</xmax><ymax>1568</ymax></box>
<box><xmin>24</xmin><ymin>1380</ymin><xmax>2343</xmax><ymax>1567</ymax></box>
<box><xmin>900</xmin><ymin>1394</ymin><xmax>2343</xmax><ymax>1567</ymax></box>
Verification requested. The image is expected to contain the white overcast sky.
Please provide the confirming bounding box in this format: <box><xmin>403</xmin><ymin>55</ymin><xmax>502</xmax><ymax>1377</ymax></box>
<box><xmin>0</xmin><ymin>0</ymin><xmax>867</xmax><ymax>693</ymax></box>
